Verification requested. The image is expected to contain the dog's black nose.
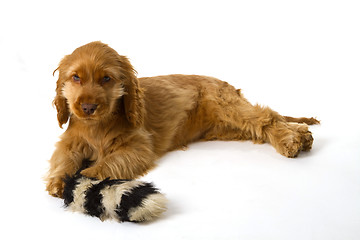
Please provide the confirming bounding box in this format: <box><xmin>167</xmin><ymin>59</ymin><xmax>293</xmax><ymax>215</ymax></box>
<box><xmin>81</xmin><ymin>103</ymin><xmax>98</xmax><ymax>115</ymax></box>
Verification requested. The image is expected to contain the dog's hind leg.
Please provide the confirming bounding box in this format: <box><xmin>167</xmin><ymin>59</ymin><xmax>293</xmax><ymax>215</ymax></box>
<box><xmin>200</xmin><ymin>86</ymin><xmax>315</xmax><ymax>157</ymax></box>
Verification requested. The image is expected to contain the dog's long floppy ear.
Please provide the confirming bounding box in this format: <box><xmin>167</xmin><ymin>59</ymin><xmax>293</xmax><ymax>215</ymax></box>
<box><xmin>117</xmin><ymin>55</ymin><xmax>145</xmax><ymax>128</ymax></box>
<box><xmin>53</xmin><ymin>64</ymin><xmax>70</xmax><ymax>128</ymax></box>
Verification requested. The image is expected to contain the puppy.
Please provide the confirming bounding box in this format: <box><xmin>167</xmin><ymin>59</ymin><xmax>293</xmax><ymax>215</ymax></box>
<box><xmin>46</xmin><ymin>41</ymin><xmax>319</xmax><ymax>197</ymax></box>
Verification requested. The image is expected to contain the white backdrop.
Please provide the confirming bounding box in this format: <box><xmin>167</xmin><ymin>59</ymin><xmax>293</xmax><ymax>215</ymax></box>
<box><xmin>1</xmin><ymin>1</ymin><xmax>359</xmax><ymax>239</ymax></box>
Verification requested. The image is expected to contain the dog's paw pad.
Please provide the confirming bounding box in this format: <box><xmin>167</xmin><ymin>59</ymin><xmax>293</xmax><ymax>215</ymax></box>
<box><xmin>278</xmin><ymin>134</ymin><xmax>303</xmax><ymax>158</ymax></box>
<box><xmin>301</xmin><ymin>131</ymin><xmax>313</xmax><ymax>152</ymax></box>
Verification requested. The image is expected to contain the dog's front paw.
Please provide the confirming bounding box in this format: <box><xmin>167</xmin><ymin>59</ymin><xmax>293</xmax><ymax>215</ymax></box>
<box><xmin>80</xmin><ymin>166</ymin><xmax>102</xmax><ymax>179</ymax></box>
<box><xmin>46</xmin><ymin>177</ymin><xmax>65</xmax><ymax>198</ymax></box>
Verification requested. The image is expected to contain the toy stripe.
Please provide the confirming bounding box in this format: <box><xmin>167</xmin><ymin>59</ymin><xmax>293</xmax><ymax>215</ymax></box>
<box><xmin>84</xmin><ymin>178</ymin><xmax>127</xmax><ymax>217</ymax></box>
<box><xmin>63</xmin><ymin>174</ymin><xmax>82</xmax><ymax>206</ymax></box>
<box><xmin>116</xmin><ymin>182</ymin><xmax>159</xmax><ymax>222</ymax></box>
<box><xmin>100</xmin><ymin>180</ymin><xmax>142</xmax><ymax>221</ymax></box>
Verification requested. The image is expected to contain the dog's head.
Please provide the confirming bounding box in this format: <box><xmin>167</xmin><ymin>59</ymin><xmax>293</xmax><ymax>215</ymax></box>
<box><xmin>53</xmin><ymin>41</ymin><xmax>144</xmax><ymax>128</ymax></box>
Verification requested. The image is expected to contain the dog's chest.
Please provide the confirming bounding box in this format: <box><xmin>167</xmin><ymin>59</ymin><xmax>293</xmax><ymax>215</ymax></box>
<box><xmin>83</xmin><ymin>129</ymin><xmax>124</xmax><ymax>159</ymax></box>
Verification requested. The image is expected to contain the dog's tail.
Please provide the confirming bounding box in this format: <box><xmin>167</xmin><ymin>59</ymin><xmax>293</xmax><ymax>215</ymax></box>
<box><xmin>283</xmin><ymin>116</ymin><xmax>320</xmax><ymax>125</ymax></box>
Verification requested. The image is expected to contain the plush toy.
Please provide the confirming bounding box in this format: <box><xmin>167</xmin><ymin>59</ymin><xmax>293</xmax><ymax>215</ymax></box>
<box><xmin>63</xmin><ymin>172</ymin><xmax>167</xmax><ymax>223</ymax></box>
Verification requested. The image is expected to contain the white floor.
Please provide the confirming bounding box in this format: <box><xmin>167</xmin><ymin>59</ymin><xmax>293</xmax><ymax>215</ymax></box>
<box><xmin>1</xmin><ymin>1</ymin><xmax>359</xmax><ymax>239</ymax></box>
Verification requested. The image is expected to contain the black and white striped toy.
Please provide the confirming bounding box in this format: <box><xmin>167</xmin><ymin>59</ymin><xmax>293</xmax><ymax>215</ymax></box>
<box><xmin>63</xmin><ymin>172</ymin><xmax>167</xmax><ymax>223</ymax></box>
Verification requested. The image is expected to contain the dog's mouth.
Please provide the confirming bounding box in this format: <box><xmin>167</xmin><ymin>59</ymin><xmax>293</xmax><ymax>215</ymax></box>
<box><xmin>83</xmin><ymin>115</ymin><xmax>97</xmax><ymax>120</ymax></box>
<box><xmin>74</xmin><ymin>113</ymin><xmax>105</xmax><ymax>123</ymax></box>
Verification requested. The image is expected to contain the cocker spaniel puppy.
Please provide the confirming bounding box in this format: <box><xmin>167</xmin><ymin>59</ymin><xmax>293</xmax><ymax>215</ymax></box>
<box><xmin>46</xmin><ymin>41</ymin><xmax>319</xmax><ymax>198</ymax></box>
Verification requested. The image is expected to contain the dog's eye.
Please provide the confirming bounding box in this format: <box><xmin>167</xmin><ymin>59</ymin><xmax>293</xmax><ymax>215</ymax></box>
<box><xmin>73</xmin><ymin>75</ymin><xmax>80</xmax><ymax>83</ymax></box>
<box><xmin>102</xmin><ymin>76</ymin><xmax>111</xmax><ymax>84</ymax></box>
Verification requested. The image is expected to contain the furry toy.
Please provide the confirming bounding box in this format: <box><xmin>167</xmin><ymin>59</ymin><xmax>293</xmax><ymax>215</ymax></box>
<box><xmin>63</xmin><ymin>172</ymin><xmax>167</xmax><ymax>222</ymax></box>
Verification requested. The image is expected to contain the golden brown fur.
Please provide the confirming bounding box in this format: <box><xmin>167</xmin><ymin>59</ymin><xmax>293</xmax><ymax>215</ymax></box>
<box><xmin>46</xmin><ymin>41</ymin><xmax>319</xmax><ymax>198</ymax></box>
